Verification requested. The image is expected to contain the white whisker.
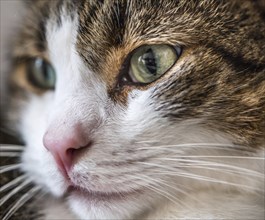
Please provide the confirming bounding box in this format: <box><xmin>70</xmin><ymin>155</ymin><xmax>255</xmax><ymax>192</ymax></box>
<box><xmin>157</xmin><ymin>171</ymin><xmax>264</xmax><ymax>192</ymax></box>
<box><xmin>0</xmin><ymin>128</ymin><xmax>17</xmax><ymax>136</ymax></box>
<box><xmin>165</xmin><ymin>164</ymin><xmax>261</xmax><ymax>179</ymax></box>
<box><xmin>128</xmin><ymin>174</ymin><xmax>187</xmax><ymax>209</ymax></box>
<box><xmin>0</xmin><ymin>152</ymin><xmax>21</xmax><ymax>157</ymax></box>
<box><xmin>152</xmin><ymin>158</ymin><xmax>264</xmax><ymax>178</ymax></box>
<box><xmin>135</xmin><ymin>140</ymin><xmax>159</xmax><ymax>144</ymax></box>
<box><xmin>2</xmin><ymin>185</ymin><xmax>42</xmax><ymax>220</ymax></box>
<box><xmin>138</xmin><ymin>143</ymin><xmax>237</xmax><ymax>147</ymax></box>
<box><xmin>158</xmin><ymin>155</ymin><xmax>264</xmax><ymax>160</ymax></box>
<box><xmin>0</xmin><ymin>174</ymin><xmax>27</xmax><ymax>193</ymax></box>
<box><xmin>0</xmin><ymin>179</ymin><xmax>32</xmax><ymax>206</ymax></box>
<box><xmin>137</xmin><ymin>161</ymin><xmax>263</xmax><ymax>192</ymax></box>
<box><xmin>136</xmin><ymin>173</ymin><xmax>200</xmax><ymax>207</ymax></box>
<box><xmin>0</xmin><ymin>145</ymin><xmax>24</xmax><ymax>151</ymax></box>
<box><xmin>137</xmin><ymin>143</ymin><xmax>252</xmax><ymax>152</ymax></box>
<box><xmin>0</xmin><ymin>164</ymin><xmax>22</xmax><ymax>174</ymax></box>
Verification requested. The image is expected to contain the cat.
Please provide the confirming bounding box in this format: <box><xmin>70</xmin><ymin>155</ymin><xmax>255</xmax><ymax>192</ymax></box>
<box><xmin>1</xmin><ymin>0</ymin><xmax>265</xmax><ymax>219</ymax></box>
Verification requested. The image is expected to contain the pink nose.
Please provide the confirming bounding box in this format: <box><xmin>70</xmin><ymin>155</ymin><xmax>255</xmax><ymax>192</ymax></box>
<box><xmin>43</xmin><ymin>124</ymin><xmax>90</xmax><ymax>177</ymax></box>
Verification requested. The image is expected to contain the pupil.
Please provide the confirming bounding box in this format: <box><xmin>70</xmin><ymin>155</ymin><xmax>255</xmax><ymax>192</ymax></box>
<box><xmin>141</xmin><ymin>48</ymin><xmax>157</xmax><ymax>75</ymax></box>
<box><xmin>41</xmin><ymin>62</ymin><xmax>49</xmax><ymax>80</ymax></box>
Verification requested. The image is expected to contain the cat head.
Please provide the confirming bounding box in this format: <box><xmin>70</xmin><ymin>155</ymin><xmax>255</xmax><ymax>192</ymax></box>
<box><xmin>7</xmin><ymin>0</ymin><xmax>265</xmax><ymax>219</ymax></box>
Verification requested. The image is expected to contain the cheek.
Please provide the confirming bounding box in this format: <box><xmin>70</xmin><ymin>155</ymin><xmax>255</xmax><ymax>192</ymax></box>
<box><xmin>117</xmin><ymin>89</ymin><xmax>160</xmax><ymax>137</ymax></box>
<box><xmin>19</xmin><ymin>93</ymin><xmax>53</xmax><ymax>144</ymax></box>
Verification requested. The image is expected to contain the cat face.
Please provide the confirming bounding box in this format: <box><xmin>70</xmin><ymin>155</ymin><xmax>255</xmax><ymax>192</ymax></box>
<box><xmin>7</xmin><ymin>0</ymin><xmax>264</xmax><ymax>219</ymax></box>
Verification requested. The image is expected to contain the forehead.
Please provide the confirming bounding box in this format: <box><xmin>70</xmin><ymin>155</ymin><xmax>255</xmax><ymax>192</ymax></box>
<box><xmin>17</xmin><ymin>0</ymin><xmax>236</xmax><ymax>58</ymax></box>
<box><xmin>24</xmin><ymin>0</ymin><xmax>225</xmax><ymax>65</ymax></box>
<box><xmin>75</xmin><ymin>1</ymin><xmax>183</xmax><ymax>68</ymax></box>
<box><xmin>16</xmin><ymin>0</ymin><xmax>231</xmax><ymax>71</ymax></box>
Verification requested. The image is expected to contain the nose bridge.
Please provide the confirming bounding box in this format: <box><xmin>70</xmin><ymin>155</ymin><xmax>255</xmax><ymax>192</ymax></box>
<box><xmin>48</xmin><ymin>94</ymin><xmax>101</xmax><ymax>139</ymax></box>
<box><xmin>43</xmin><ymin>77</ymin><xmax>104</xmax><ymax>176</ymax></box>
<box><xmin>44</xmin><ymin>68</ymin><xmax>105</xmax><ymax>145</ymax></box>
<box><xmin>46</xmin><ymin>7</ymin><xmax>107</xmax><ymax>126</ymax></box>
<box><xmin>52</xmin><ymin>71</ymin><xmax>103</xmax><ymax>123</ymax></box>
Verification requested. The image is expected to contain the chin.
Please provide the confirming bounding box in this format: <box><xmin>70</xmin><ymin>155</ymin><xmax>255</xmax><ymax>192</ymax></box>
<box><xmin>68</xmin><ymin>191</ymin><xmax>148</xmax><ymax>219</ymax></box>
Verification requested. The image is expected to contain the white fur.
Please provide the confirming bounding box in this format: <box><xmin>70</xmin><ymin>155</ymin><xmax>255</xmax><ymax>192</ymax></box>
<box><xmin>19</xmin><ymin>9</ymin><xmax>265</xmax><ymax>220</ymax></box>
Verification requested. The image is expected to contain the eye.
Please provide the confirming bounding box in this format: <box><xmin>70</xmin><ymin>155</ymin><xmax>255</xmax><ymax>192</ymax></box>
<box><xmin>27</xmin><ymin>58</ymin><xmax>56</xmax><ymax>90</ymax></box>
<box><xmin>127</xmin><ymin>44</ymin><xmax>181</xmax><ymax>84</ymax></box>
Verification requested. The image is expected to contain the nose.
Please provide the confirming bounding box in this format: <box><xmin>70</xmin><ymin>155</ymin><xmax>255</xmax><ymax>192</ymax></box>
<box><xmin>43</xmin><ymin>124</ymin><xmax>90</xmax><ymax>177</ymax></box>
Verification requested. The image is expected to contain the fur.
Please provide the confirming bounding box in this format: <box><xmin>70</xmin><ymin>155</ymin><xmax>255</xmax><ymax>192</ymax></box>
<box><xmin>2</xmin><ymin>0</ymin><xmax>265</xmax><ymax>219</ymax></box>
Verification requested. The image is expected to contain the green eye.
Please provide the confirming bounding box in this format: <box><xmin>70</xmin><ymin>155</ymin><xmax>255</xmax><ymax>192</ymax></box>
<box><xmin>27</xmin><ymin>58</ymin><xmax>56</xmax><ymax>90</ymax></box>
<box><xmin>128</xmin><ymin>44</ymin><xmax>181</xmax><ymax>84</ymax></box>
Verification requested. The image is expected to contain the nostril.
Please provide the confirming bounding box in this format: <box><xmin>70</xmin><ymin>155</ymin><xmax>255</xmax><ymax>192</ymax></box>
<box><xmin>59</xmin><ymin>141</ymin><xmax>93</xmax><ymax>174</ymax></box>
<box><xmin>65</xmin><ymin>148</ymin><xmax>75</xmax><ymax>165</ymax></box>
<box><xmin>68</xmin><ymin>141</ymin><xmax>93</xmax><ymax>165</ymax></box>
<box><xmin>66</xmin><ymin>148</ymin><xmax>75</xmax><ymax>158</ymax></box>
<box><xmin>48</xmin><ymin>141</ymin><xmax>93</xmax><ymax>177</ymax></box>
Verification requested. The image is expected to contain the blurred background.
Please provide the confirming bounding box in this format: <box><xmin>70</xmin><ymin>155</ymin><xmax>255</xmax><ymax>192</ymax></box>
<box><xmin>1</xmin><ymin>0</ymin><xmax>25</xmax><ymax>108</ymax></box>
<box><xmin>0</xmin><ymin>1</ymin><xmax>25</xmax><ymax>143</ymax></box>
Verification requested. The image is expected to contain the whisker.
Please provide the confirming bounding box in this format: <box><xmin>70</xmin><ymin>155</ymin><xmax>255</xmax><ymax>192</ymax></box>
<box><xmin>0</xmin><ymin>145</ymin><xmax>24</xmax><ymax>151</ymax></box>
<box><xmin>0</xmin><ymin>164</ymin><xmax>22</xmax><ymax>174</ymax></box>
<box><xmin>159</xmin><ymin>170</ymin><xmax>263</xmax><ymax>192</ymax></box>
<box><xmin>136</xmin><ymin>142</ymin><xmax>238</xmax><ymax>147</ymax></box>
<box><xmin>158</xmin><ymin>155</ymin><xmax>264</xmax><ymax>160</ymax></box>
<box><xmin>169</xmin><ymin>165</ymin><xmax>261</xmax><ymax>179</ymax></box>
<box><xmin>0</xmin><ymin>178</ymin><xmax>32</xmax><ymax>206</ymax></box>
<box><xmin>135</xmin><ymin>173</ymin><xmax>199</xmax><ymax>208</ymax></box>
<box><xmin>0</xmin><ymin>152</ymin><xmax>21</xmax><ymax>157</ymax></box>
<box><xmin>2</xmin><ymin>185</ymin><xmax>42</xmax><ymax>220</ymax></box>
<box><xmin>0</xmin><ymin>127</ymin><xmax>17</xmax><ymax>137</ymax></box>
<box><xmin>151</xmin><ymin>158</ymin><xmax>264</xmax><ymax>178</ymax></box>
<box><xmin>135</xmin><ymin>140</ymin><xmax>159</xmax><ymax>144</ymax></box>
<box><xmin>137</xmin><ymin>162</ymin><xmax>263</xmax><ymax>192</ymax></box>
<box><xmin>0</xmin><ymin>174</ymin><xmax>27</xmax><ymax>193</ymax></box>
<box><xmin>137</xmin><ymin>143</ymin><xmax>253</xmax><ymax>152</ymax></box>
<box><xmin>129</xmin><ymin>174</ymin><xmax>187</xmax><ymax>209</ymax></box>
